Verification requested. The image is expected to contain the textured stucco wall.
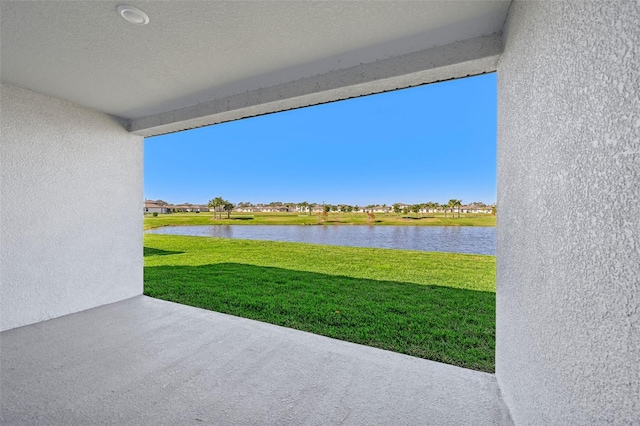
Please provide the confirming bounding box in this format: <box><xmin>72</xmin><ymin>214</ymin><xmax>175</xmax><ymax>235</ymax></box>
<box><xmin>0</xmin><ymin>84</ymin><xmax>143</xmax><ymax>331</ymax></box>
<box><xmin>497</xmin><ymin>1</ymin><xmax>639</xmax><ymax>424</ymax></box>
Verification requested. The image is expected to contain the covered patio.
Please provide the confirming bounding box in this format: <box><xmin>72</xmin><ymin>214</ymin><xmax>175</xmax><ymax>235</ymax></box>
<box><xmin>2</xmin><ymin>1</ymin><xmax>638</xmax><ymax>424</ymax></box>
<box><xmin>1</xmin><ymin>296</ymin><xmax>509</xmax><ymax>425</ymax></box>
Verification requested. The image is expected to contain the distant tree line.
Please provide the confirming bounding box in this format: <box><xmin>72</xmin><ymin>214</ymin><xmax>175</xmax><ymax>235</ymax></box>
<box><xmin>230</xmin><ymin>199</ymin><xmax>495</xmax><ymax>217</ymax></box>
<box><xmin>151</xmin><ymin>198</ymin><xmax>496</xmax><ymax>217</ymax></box>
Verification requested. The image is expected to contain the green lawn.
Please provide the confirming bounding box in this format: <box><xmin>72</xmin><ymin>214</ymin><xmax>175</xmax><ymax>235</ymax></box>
<box><xmin>144</xmin><ymin>211</ymin><xmax>496</xmax><ymax>230</ymax></box>
<box><xmin>144</xmin><ymin>234</ymin><xmax>496</xmax><ymax>372</ymax></box>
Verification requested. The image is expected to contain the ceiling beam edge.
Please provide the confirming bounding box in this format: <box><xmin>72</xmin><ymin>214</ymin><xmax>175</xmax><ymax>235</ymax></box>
<box><xmin>130</xmin><ymin>33</ymin><xmax>502</xmax><ymax>137</ymax></box>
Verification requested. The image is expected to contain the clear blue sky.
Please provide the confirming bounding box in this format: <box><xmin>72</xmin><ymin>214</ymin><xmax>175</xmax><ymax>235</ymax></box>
<box><xmin>144</xmin><ymin>73</ymin><xmax>496</xmax><ymax>206</ymax></box>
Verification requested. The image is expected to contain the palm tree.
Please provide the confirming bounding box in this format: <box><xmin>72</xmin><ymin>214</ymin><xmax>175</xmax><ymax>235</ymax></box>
<box><xmin>207</xmin><ymin>199</ymin><xmax>216</xmax><ymax>218</ymax></box>
<box><xmin>223</xmin><ymin>201</ymin><xmax>235</xmax><ymax>219</ymax></box>
<box><xmin>208</xmin><ymin>196</ymin><xmax>225</xmax><ymax>219</ymax></box>
<box><xmin>215</xmin><ymin>197</ymin><xmax>225</xmax><ymax>218</ymax></box>
<box><xmin>447</xmin><ymin>199</ymin><xmax>462</xmax><ymax>218</ymax></box>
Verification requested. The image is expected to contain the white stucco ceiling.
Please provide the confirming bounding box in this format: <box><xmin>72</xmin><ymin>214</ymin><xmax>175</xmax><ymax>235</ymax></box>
<box><xmin>1</xmin><ymin>1</ymin><xmax>510</xmax><ymax>135</ymax></box>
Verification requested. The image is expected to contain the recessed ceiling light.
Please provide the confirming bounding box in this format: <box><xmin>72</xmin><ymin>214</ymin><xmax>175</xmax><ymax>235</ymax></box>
<box><xmin>117</xmin><ymin>5</ymin><xmax>149</xmax><ymax>26</ymax></box>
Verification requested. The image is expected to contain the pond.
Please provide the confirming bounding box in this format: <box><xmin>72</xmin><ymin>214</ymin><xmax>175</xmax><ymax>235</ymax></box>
<box><xmin>146</xmin><ymin>225</ymin><xmax>495</xmax><ymax>255</ymax></box>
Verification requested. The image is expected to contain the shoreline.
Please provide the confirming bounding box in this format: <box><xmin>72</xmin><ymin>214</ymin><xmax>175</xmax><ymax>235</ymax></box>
<box><xmin>144</xmin><ymin>212</ymin><xmax>496</xmax><ymax>230</ymax></box>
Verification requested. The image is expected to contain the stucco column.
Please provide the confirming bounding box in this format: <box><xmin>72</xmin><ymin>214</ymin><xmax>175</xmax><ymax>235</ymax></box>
<box><xmin>497</xmin><ymin>1</ymin><xmax>639</xmax><ymax>423</ymax></box>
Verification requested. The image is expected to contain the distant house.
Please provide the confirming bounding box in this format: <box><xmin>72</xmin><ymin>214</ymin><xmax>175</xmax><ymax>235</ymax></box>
<box><xmin>191</xmin><ymin>204</ymin><xmax>209</xmax><ymax>212</ymax></box>
<box><xmin>268</xmin><ymin>206</ymin><xmax>293</xmax><ymax>213</ymax></box>
<box><xmin>234</xmin><ymin>206</ymin><xmax>258</xmax><ymax>213</ymax></box>
<box><xmin>372</xmin><ymin>205</ymin><xmax>390</xmax><ymax>213</ymax></box>
<box><xmin>460</xmin><ymin>204</ymin><xmax>492</xmax><ymax>214</ymax></box>
<box><xmin>419</xmin><ymin>207</ymin><xmax>441</xmax><ymax>213</ymax></box>
<box><xmin>144</xmin><ymin>200</ymin><xmax>211</xmax><ymax>213</ymax></box>
<box><xmin>248</xmin><ymin>204</ymin><xmax>294</xmax><ymax>213</ymax></box>
<box><xmin>144</xmin><ymin>200</ymin><xmax>170</xmax><ymax>214</ymax></box>
<box><xmin>172</xmin><ymin>204</ymin><xmax>192</xmax><ymax>212</ymax></box>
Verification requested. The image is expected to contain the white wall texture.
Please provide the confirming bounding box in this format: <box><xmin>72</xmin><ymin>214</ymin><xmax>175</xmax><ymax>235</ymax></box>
<box><xmin>497</xmin><ymin>1</ymin><xmax>639</xmax><ymax>424</ymax></box>
<box><xmin>0</xmin><ymin>84</ymin><xmax>143</xmax><ymax>331</ymax></box>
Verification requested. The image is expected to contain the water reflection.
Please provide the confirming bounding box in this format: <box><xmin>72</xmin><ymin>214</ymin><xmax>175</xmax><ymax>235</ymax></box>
<box><xmin>146</xmin><ymin>225</ymin><xmax>495</xmax><ymax>255</ymax></box>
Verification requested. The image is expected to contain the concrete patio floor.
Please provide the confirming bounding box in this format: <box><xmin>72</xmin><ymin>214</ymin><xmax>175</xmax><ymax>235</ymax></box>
<box><xmin>1</xmin><ymin>296</ymin><xmax>512</xmax><ymax>425</ymax></box>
